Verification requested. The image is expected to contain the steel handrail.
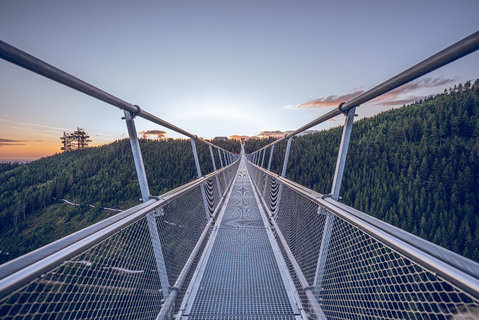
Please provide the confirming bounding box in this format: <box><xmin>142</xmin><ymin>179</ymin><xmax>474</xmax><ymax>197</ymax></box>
<box><xmin>0</xmin><ymin>40</ymin><xmax>233</xmax><ymax>154</ymax></box>
<box><xmin>254</xmin><ymin>30</ymin><xmax>479</xmax><ymax>153</ymax></box>
<box><xmin>0</xmin><ymin>160</ymin><xmax>238</xmax><ymax>299</ymax></box>
<box><xmin>246</xmin><ymin>160</ymin><xmax>479</xmax><ymax>299</ymax></box>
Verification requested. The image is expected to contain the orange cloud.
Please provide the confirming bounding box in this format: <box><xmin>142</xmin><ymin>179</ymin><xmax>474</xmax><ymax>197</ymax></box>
<box><xmin>295</xmin><ymin>77</ymin><xmax>455</xmax><ymax>109</ymax></box>
<box><xmin>297</xmin><ymin>90</ymin><xmax>364</xmax><ymax>109</ymax></box>
<box><xmin>139</xmin><ymin>130</ymin><xmax>167</xmax><ymax>139</ymax></box>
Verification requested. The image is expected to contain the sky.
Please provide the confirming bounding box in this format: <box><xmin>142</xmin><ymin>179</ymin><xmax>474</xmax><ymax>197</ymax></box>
<box><xmin>1</xmin><ymin>0</ymin><xmax>478</xmax><ymax>160</ymax></box>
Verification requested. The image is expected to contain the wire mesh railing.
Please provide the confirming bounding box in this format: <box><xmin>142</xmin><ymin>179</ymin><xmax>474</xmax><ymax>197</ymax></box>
<box><xmin>0</xmin><ymin>160</ymin><xmax>240</xmax><ymax>320</ymax></box>
<box><xmin>246</xmin><ymin>160</ymin><xmax>479</xmax><ymax>319</ymax></box>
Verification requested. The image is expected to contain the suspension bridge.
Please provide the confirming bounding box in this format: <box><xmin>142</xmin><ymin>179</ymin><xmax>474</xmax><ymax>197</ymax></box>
<box><xmin>1</xmin><ymin>31</ymin><xmax>479</xmax><ymax>319</ymax></box>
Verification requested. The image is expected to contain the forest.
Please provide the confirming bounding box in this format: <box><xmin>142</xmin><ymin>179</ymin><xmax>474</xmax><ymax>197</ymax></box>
<box><xmin>245</xmin><ymin>80</ymin><xmax>479</xmax><ymax>262</ymax></box>
<box><xmin>0</xmin><ymin>138</ymin><xmax>240</xmax><ymax>263</ymax></box>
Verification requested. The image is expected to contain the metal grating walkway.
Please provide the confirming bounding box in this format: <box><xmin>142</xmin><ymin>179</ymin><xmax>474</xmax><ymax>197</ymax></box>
<box><xmin>180</xmin><ymin>156</ymin><xmax>301</xmax><ymax>319</ymax></box>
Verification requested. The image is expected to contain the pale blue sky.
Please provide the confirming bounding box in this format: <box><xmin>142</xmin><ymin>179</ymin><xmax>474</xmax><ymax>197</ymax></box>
<box><xmin>1</xmin><ymin>0</ymin><xmax>478</xmax><ymax>159</ymax></box>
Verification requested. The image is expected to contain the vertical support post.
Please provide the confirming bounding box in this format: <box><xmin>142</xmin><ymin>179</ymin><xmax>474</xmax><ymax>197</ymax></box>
<box><xmin>124</xmin><ymin>110</ymin><xmax>150</xmax><ymax>202</ymax></box>
<box><xmin>190</xmin><ymin>138</ymin><xmax>210</xmax><ymax>220</ymax></box>
<box><xmin>190</xmin><ymin>138</ymin><xmax>203</xmax><ymax>178</ymax></box>
<box><xmin>218</xmin><ymin>148</ymin><xmax>224</xmax><ymax>168</ymax></box>
<box><xmin>146</xmin><ymin>214</ymin><xmax>170</xmax><ymax>299</ymax></box>
<box><xmin>331</xmin><ymin>107</ymin><xmax>356</xmax><ymax>200</ymax></box>
<box><xmin>222</xmin><ymin>150</ymin><xmax>228</xmax><ymax>165</ymax></box>
<box><xmin>208</xmin><ymin>145</ymin><xmax>217</xmax><ymax>171</ymax></box>
<box><xmin>267</xmin><ymin>144</ymin><xmax>275</xmax><ymax>171</ymax></box>
<box><xmin>123</xmin><ymin>110</ymin><xmax>169</xmax><ymax>300</ymax></box>
<box><xmin>261</xmin><ymin>149</ymin><xmax>266</xmax><ymax>168</ymax></box>
<box><xmin>273</xmin><ymin>137</ymin><xmax>292</xmax><ymax>219</ymax></box>
<box><xmin>313</xmin><ymin>107</ymin><xmax>356</xmax><ymax>299</ymax></box>
<box><xmin>209</xmin><ymin>145</ymin><xmax>222</xmax><ymax>196</ymax></box>
<box><xmin>263</xmin><ymin>145</ymin><xmax>275</xmax><ymax>197</ymax></box>
<box><xmin>217</xmin><ymin>148</ymin><xmax>227</xmax><ymax>190</ymax></box>
<box><xmin>281</xmin><ymin>137</ymin><xmax>292</xmax><ymax>177</ymax></box>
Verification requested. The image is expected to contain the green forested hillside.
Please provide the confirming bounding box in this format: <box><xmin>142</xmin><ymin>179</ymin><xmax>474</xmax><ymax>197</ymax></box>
<box><xmin>0</xmin><ymin>138</ymin><xmax>240</xmax><ymax>263</ymax></box>
<box><xmin>246</xmin><ymin>80</ymin><xmax>479</xmax><ymax>262</ymax></box>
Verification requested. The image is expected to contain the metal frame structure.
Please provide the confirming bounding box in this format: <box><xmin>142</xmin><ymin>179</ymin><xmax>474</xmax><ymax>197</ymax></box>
<box><xmin>246</xmin><ymin>160</ymin><xmax>479</xmax><ymax>318</ymax></box>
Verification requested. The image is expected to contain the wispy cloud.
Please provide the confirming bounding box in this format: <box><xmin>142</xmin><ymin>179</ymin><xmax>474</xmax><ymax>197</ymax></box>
<box><xmin>293</xmin><ymin>77</ymin><xmax>455</xmax><ymax>110</ymax></box>
<box><xmin>257</xmin><ymin>130</ymin><xmax>288</xmax><ymax>138</ymax></box>
<box><xmin>0</xmin><ymin>138</ymin><xmax>43</xmax><ymax>146</ymax></box>
<box><xmin>139</xmin><ymin>130</ymin><xmax>167</xmax><ymax>139</ymax></box>
<box><xmin>0</xmin><ymin>118</ymin><xmax>69</xmax><ymax>132</ymax></box>
<box><xmin>297</xmin><ymin>90</ymin><xmax>364</xmax><ymax>109</ymax></box>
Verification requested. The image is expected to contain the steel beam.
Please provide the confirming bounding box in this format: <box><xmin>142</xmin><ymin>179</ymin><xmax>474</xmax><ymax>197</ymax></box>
<box><xmin>124</xmin><ymin>110</ymin><xmax>170</xmax><ymax>300</ymax></box>
<box><xmin>124</xmin><ymin>110</ymin><xmax>150</xmax><ymax>202</ymax></box>
<box><xmin>209</xmin><ymin>145</ymin><xmax>222</xmax><ymax>196</ymax></box>
<box><xmin>273</xmin><ymin>138</ymin><xmax>292</xmax><ymax>219</ymax></box>
<box><xmin>331</xmin><ymin>107</ymin><xmax>356</xmax><ymax>201</ymax></box>
<box><xmin>261</xmin><ymin>149</ymin><xmax>266</xmax><ymax>168</ymax></box>
<box><xmin>267</xmin><ymin>144</ymin><xmax>275</xmax><ymax>171</ymax></box>
<box><xmin>313</xmin><ymin>107</ymin><xmax>356</xmax><ymax>300</ymax></box>
<box><xmin>281</xmin><ymin>137</ymin><xmax>292</xmax><ymax>178</ymax></box>
<box><xmin>208</xmin><ymin>145</ymin><xmax>217</xmax><ymax>171</ymax></box>
<box><xmin>191</xmin><ymin>138</ymin><xmax>210</xmax><ymax>220</ymax></box>
<box><xmin>146</xmin><ymin>213</ymin><xmax>170</xmax><ymax>299</ymax></box>
<box><xmin>218</xmin><ymin>148</ymin><xmax>224</xmax><ymax>168</ymax></box>
<box><xmin>222</xmin><ymin>150</ymin><xmax>228</xmax><ymax>165</ymax></box>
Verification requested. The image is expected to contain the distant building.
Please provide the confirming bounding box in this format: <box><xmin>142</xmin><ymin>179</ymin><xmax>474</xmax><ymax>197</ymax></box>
<box><xmin>214</xmin><ymin>136</ymin><xmax>228</xmax><ymax>141</ymax></box>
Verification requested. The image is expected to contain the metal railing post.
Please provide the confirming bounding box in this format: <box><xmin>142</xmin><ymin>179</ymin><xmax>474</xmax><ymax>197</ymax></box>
<box><xmin>331</xmin><ymin>107</ymin><xmax>356</xmax><ymax>201</ymax></box>
<box><xmin>281</xmin><ymin>137</ymin><xmax>292</xmax><ymax>177</ymax></box>
<box><xmin>208</xmin><ymin>145</ymin><xmax>217</xmax><ymax>171</ymax></box>
<box><xmin>313</xmin><ymin>107</ymin><xmax>356</xmax><ymax>299</ymax></box>
<box><xmin>190</xmin><ymin>138</ymin><xmax>210</xmax><ymax>220</ymax></box>
<box><xmin>123</xmin><ymin>110</ymin><xmax>170</xmax><ymax>300</ymax></box>
<box><xmin>124</xmin><ymin>111</ymin><xmax>150</xmax><ymax>202</ymax></box>
<box><xmin>209</xmin><ymin>145</ymin><xmax>222</xmax><ymax>195</ymax></box>
<box><xmin>273</xmin><ymin>137</ymin><xmax>292</xmax><ymax>218</ymax></box>
<box><xmin>261</xmin><ymin>149</ymin><xmax>266</xmax><ymax>168</ymax></box>
<box><xmin>222</xmin><ymin>150</ymin><xmax>228</xmax><ymax>165</ymax></box>
<box><xmin>267</xmin><ymin>144</ymin><xmax>275</xmax><ymax>171</ymax></box>
<box><xmin>190</xmin><ymin>138</ymin><xmax>203</xmax><ymax>178</ymax></box>
<box><xmin>218</xmin><ymin>148</ymin><xmax>224</xmax><ymax>168</ymax></box>
<box><xmin>263</xmin><ymin>145</ymin><xmax>275</xmax><ymax>197</ymax></box>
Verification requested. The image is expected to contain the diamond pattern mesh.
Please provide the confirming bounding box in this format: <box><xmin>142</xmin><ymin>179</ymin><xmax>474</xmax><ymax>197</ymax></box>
<box><xmin>246</xmin><ymin>160</ymin><xmax>479</xmax><ymax>320</ymax></box>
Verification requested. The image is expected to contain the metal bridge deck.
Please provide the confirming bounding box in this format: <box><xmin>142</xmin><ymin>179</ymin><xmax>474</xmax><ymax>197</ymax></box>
<box><xmin>180</xmin><ymin>156</ymin><xmax>301</xmax><ymax>319</ymax></box>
